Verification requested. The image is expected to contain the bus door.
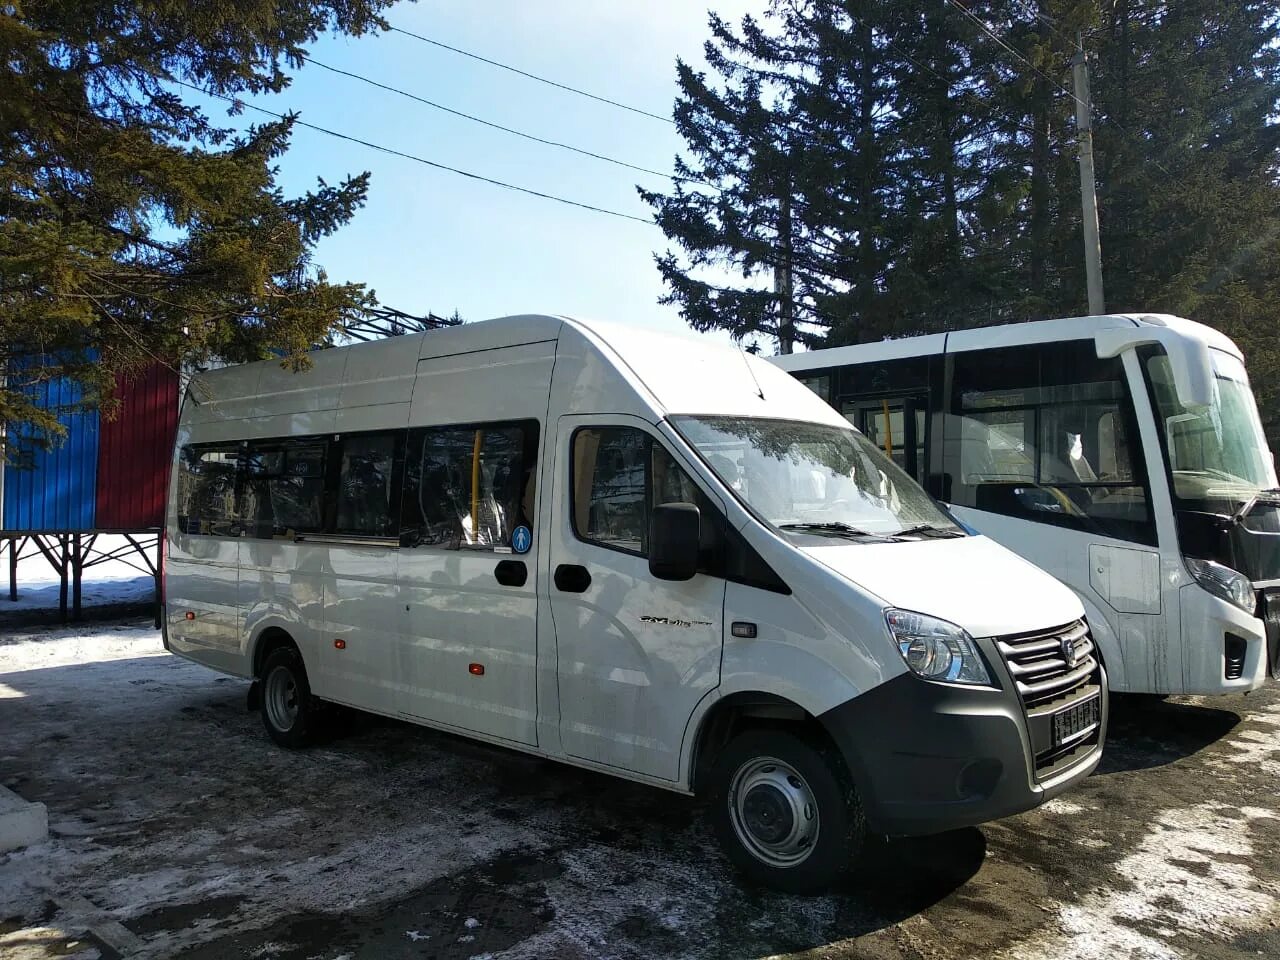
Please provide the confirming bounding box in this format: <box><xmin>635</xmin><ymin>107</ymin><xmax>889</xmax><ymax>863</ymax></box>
<box><xmin>843</xmin><ymin>395</ymin><xmax>928</xmax><ymax>485</ymax></box>
<box><xmin>396</xmin><ymin>418</ymin><xmax>542</xmax><ymax>746</ymax></box>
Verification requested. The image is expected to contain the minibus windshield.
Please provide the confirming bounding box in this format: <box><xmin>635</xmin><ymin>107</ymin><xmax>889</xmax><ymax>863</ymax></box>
<box><xmin>673</xmin><ymin>416</ymin><xmax>962</xmax><ymax>538</ymax></box>
<box><xmin>1143</xmin><ymin>348</ymin><xmax>1277</xmax><ymax>509</ymax></box>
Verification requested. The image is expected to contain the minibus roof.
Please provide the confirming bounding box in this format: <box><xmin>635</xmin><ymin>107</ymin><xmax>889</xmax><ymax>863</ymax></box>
<box><xmin>769</xmin><ymin>313</ymin><xmax>1242</xmax><ymax>371</ymax></box>
<box><xmin>183</xmin><ymin>313</ymin><xmax>846</xmax><ymax>431</ymax></box>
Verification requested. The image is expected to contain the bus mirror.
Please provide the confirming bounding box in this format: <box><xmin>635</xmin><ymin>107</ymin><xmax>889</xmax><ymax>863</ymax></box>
<box><xmin>1095</xmin><ymin>327</ymin><xmax>1214</xmax><ymax>408</ymax></box>
<box><xmin>650</xmin><ymin>503</ymin><xmax>700</xmax><ymax>581</ymax></box>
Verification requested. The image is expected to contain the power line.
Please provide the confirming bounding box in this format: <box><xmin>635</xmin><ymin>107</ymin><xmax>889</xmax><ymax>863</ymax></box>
<box><xmin>388</xmin><ymin>25</ymin><xmax>675</xmax><ymax>125</ymax></box>
<box><xmin>303</xmin><ymin>55</ymin><xmax>702</xmax><ymax>186</ymax></box>
<box><xmin>172</xmin><ymin>80</ymin><xmax>657</xmax><ymax>225</ymax></box>
<box><xmin>943</xmin><ymin>0</ymin><xmax>1172</xmax><ymax>176</ymax></box>
<box><xmin>945</xmin><ymin>0</ymin><xmax>1078</xmax><ymax>102</ymax></box>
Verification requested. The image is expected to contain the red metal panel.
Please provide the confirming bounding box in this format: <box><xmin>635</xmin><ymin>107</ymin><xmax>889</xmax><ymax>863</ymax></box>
<box><xmin>95</xmin><ymin>362</ymin><xmax>180</xmax><ymax>529</ymax></box>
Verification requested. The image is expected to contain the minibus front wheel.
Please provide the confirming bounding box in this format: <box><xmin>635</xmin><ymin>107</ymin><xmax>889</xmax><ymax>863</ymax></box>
<box><xmin>260</xmin><ymin>646</ymin><xmax>318</xmax><ymax>748</ymax></box>
<box><xmin>710</xmin><ymin>729</ymin><xmax>865</xmax><ymax>893</ymax></box>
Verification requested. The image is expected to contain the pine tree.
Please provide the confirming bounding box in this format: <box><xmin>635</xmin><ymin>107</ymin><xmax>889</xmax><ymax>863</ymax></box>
<box><xmin>653</xmin><ymin>0</ymin><xmax>1280</xmax><ymax>452</ymax></box>
<box><xmin>0</xmin><ymin>1</ymin><xmax>394</xmax><ymax>444</ymax></box>
<box><xmin>1090</xmin><ymin>1</ymin><xmax>1280</xmax><ymax>441</ymax></box>
<box><xmin>640</xmin><ymin>1</ymin><xmax>902</xmax><ymax>350</ymax></box>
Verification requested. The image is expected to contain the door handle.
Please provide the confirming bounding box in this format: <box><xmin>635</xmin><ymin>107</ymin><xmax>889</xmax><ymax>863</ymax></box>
<box><xmin>494</xmin><ymin>559</ymin><xmax>528</xmax><ymax>587</ymax></box>
<box><xmin>554</xmin><ymin>563</ymin><xmax>591</xmax><ymax>593</ymax></box>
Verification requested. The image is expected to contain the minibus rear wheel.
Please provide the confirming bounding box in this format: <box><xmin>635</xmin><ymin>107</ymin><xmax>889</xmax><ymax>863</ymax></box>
<box><xmin>260</xmin><ymin>647</ymin><xmax>317</xmax><ymax>748</ymax></box>
<box><xmin>709</xmin><ymin>729</ymin><xmax>865</xmax><ymax>893</ymax></box>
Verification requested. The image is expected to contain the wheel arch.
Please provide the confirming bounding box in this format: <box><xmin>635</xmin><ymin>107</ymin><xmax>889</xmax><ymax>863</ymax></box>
<box><xmin>685</xmin><ymin>690</ymin><xmax>838</xmax><ymax>796</ymax></box>
<box><xmin>251</xmin><ymin>624</ymin><xmax>300</xmax><ymax>679</ymax></box>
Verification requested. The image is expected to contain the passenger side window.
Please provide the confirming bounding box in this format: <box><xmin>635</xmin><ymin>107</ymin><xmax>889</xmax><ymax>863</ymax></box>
<box><xmin>574</xmin><ymin>428</ymin><xmax>648</xmax><ymax>551</ymax></box>
<box><xmin>572</xmin><ymin>427</ymin><xmax>724</xmax><ymax>565</ymax></box>
<box><xmin>334</xmin><ymin>432</ymin><xmax>400</xmax><ymax>537</ymax></box>
<box><xmin>944</xmin><ymin>342</ymin><xmax>1154</xmax><ymax>545</ymax></box>
<box><xmin>176</xmin><ymin>444</ymin><xmax>240</xmax><ymax>536</ymax></box>
<box><xmin>241</xmin><ymin>440</ymin><xmax>327</xmax><ymax>538</ymax></box>
<box><xmin>401</xmin><ymin>421</ymin><xmax>538</xmax><ymax>550</ymax></box>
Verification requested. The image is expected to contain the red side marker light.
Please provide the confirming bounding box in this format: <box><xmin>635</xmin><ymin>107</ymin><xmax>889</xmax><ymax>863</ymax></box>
<box><xmin>184</xmin><ymin>611</ymin><xmax>195</xmax><ymax>621</ymax></box>
<box><xmin>334</xmin><ymin>639</ymin><xmax>346</xmax><ymax>650</ymax></box>
<box><xmin>468</xmin><ymin>662</ymin><xmax>485</xmax><ymax>676</ymax></box>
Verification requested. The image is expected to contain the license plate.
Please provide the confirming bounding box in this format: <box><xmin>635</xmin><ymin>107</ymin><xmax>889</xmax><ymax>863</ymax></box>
<box><xmin>1053</xmin><ymin>694</ymin><xmax>1101</xmax><ymax>747</ymax></box>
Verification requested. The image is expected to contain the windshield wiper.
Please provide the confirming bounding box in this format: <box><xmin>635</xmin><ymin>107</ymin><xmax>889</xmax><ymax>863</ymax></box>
<box><xmin>891</xmin><ymin>523</ymin><xmax>965</xmax><ymax>539</ymax></box>
<box><xmin>777</xmin><ymin>522</ymin><xmax>892</xmax><ymax>541</ymax></box>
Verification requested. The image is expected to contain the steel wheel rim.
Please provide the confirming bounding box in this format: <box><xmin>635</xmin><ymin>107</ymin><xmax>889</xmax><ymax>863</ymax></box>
<box><xmin>728</xmin><ymin>755</ymin><xmax>820</xmax><ymax>868</ymax></box>
<box><xmin>265</xmin><ymin>665</ymin><xmax>299</xmax><ymax>732</ymax></box>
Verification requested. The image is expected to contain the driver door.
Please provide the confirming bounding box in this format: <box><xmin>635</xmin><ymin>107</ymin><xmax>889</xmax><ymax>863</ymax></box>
<box><xmin>547</xmin><ymin>415</ymin><xmax>726</xmax><ymax>782</ymax></box>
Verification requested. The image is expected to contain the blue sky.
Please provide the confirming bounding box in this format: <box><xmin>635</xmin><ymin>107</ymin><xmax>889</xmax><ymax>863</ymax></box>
<box><xmin>217</xmin><ymin>1</ymin><xmax>769</xmax><ymax>342</ymax></box>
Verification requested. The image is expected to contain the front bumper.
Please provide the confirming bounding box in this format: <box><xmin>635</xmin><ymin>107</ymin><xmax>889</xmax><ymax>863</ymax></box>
<box><xmin>818</xmin><ymin>666</ymin><xmax>1106</xmax><ymax>836</ymax></box>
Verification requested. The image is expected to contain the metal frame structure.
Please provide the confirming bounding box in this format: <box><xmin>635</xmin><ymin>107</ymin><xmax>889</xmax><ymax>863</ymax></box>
<box><xmin>2</xmin><ymin>531</ymin><xmax>161</xmax><ymax>625</ymax></box>
<box><xmin>341</xmin><ymin>306</ymin><xmax>460</xmax><ymax>343</ymax></box>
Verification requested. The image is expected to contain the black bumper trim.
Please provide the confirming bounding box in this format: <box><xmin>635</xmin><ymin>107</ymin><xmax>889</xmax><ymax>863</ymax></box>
<box><xmin>817</xmin><ymin>669</ymin><xmax>1107</xmax><ymax>836</ymax></box>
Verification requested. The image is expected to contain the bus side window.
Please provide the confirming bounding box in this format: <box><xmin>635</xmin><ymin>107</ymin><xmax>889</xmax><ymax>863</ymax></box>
<box><xmin>401</xmin><ymin>420</ymin><xmax>538</xmax><ymax>550</ymax></box>
<box><xmin>241</xmin><ymin>440</ymin><xmax>327</xmax><ymax>538</ymax></box>
<box><xmin>333</xmin><ymin>431</ymin><xmax>400</xmax><ymax>538</ymax></box>
<box><xmin>945</xmin><ymin>342</ymin><xmax>1156</xmax><ymax>546</ymax></box>
<box><xmin>176</xmin><ymin>443</ymin><xmax>240</xmax><ymax>536</ymax></box>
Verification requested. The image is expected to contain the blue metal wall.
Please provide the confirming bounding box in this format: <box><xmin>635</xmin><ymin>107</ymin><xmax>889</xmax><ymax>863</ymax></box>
<box><xmin>3</xmin><ymin>370</ymin><xmax>100</xmax><ymax>532</ymax></box>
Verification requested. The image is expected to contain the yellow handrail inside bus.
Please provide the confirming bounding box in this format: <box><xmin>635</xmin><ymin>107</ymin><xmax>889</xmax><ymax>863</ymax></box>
<box><xmin>882</xmin><ymin>399</ymin><xmax>892</xmax><ymax>458</ymax></box>
<box><xmin>471</xmin><ymin>429</ymin><xmax>484</xmax><ymax>541</ymax></box>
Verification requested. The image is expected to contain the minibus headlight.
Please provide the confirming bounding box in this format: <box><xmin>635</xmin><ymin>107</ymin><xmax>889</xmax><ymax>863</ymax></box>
<box><xmin>885</xmin><ymin>609</ymin><xmax>991</xmax><ymax>685</ymax></box>
<box><xmin>1185</xmin><ymin>557</ymin><xmax>1257</xmax><ymax>615</ymax></box>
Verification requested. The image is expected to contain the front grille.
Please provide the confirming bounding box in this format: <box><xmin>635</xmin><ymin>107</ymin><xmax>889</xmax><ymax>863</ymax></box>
<box><xmin>996</xmin><ymin>620</ymin><xmax>1097</xmax><ymax>709</ymax></box>
<box><xmin>994</xmin><ymin>619</ymin><xmax>1102</xmax><ymax>777</ymax></box>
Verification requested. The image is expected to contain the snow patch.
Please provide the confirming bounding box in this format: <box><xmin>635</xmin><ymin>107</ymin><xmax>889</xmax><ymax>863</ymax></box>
<box><xmin>1007</xmin><ymin>803</ymin><xmax>1279</xmax><ymax>959</ymax></box>
<box><xmin>1040</xmin><ymin>798</ymin><xmax>1085</xmax><ymax>816</ymax></box>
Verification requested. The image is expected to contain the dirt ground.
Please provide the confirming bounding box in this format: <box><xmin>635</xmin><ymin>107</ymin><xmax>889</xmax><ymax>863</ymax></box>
<box><xmin>2</xmin><ymin>619</ymin><xmax>1279</xmax><ymax>960</ymax></box>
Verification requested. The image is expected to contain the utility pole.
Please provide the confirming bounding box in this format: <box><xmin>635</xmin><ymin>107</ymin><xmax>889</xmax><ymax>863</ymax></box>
<box><xmin>775</xmin><ymin>176</ymin><xmax>795</xmax><ymax>354</ymax></box>
<box><xmin>1073</xmin><ymin>32</ymin><xmax>1105</xmax><ymax>315</ymax></box>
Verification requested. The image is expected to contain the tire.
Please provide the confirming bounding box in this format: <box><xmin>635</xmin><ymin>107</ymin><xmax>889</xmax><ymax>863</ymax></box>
<box><xmin>259</xmin><ymin>647</ymin><xmax>317</xmax><ymax>748</ymax></box>
<box><xmin>709</xmin><ymin>728</ymin><xmax>865</xmax><ymax>894</ymax></box>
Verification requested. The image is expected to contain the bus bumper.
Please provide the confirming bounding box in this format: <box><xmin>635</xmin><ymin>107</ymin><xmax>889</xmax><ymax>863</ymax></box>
<box><xmin>818</xmin><ymin>670</ymin><xmax>1105</xmax><ymax>836</ymax></box>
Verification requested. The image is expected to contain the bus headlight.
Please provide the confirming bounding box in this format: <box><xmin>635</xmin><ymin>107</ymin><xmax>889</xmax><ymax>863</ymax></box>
<box><xmin>885</xmin><ymin>609</ymin><xmax>991</xmax><ymax>685</ymax></box>
<box><xmin>1185</xmin><ymin>558</ymin><xmax>1256</xmax><ymax>615</ymax></box>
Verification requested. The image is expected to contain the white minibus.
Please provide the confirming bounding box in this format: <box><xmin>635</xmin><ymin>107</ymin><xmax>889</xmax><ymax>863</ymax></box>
<box><xmin>774</xmin><ymin>313</ymin><xmax>1279</xmax><ymax>698</ymax></box>
<box><xmin>164</xmin><ymin>315</ymin><xmax>1105</xmax><ymax>891</ymax></box>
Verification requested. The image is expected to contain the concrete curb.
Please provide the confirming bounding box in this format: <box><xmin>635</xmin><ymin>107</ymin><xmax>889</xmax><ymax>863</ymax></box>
<box><xmin>0</xmin><ymin>783</ymin><xmax>48</xmax><ymax>851</ymax></box>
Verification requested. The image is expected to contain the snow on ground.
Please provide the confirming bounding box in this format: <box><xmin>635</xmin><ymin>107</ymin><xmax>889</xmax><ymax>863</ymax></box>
<box><xmin>3</xmin><ymin>623</ymin><xmax>1280</xmax><ymax>959</ymax></box>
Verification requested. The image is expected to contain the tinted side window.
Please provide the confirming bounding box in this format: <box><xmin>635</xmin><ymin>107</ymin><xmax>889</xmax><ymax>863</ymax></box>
<box><xmin>573</xmin><ymin>427</ymin><xmax>648</xmax><ymax>552</ymax></box>
<box><xmin>571</xmin><ymin>427</ymin><xmax>730</xmax><ymax>567</ymax></box>
<box><xmin>944</xmin><ymin>342</ymin><xmax>1154</xmax><ymax>545</ymax></box>
<box><xmin>176</xmin><ymin>444</ymin><xmax>240</xmax><ymax>535</ymax></box>
<box><xmin>402</xmin><ymin>421</ymin><xmax>538</xmax><ymax>550</ymax></box>
<box><xmin>335</xmin><ymin>432</ymin><xmax>400</xmax><ymax>537</ymax></box>
<box><xmin>242</xmin><ymin>440</ymin><xmax>327</xmax><ymax>537</ymax></box>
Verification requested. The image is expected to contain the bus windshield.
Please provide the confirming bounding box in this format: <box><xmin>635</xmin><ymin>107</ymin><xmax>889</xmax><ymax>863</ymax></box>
<box><xmin>672</xmin><ymin>415</ymin><xmax>962</xmax><ymax>538</ymax></box>
<box><xmin>1143</xmin><ymin>348</ymin><xmax>1277</xmax><ymax>509</ymax></box>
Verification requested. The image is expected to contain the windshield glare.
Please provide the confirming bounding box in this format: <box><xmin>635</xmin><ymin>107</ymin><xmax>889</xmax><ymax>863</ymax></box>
<box><xmin>1144</xmin><ymin>348</ymin><xmax>1276</xmax><ymax>503</ymax></box>
<box><xmin>672</xmin><ymin>415</ymin><xmax>960</xmax><ymax>537</ymax></box>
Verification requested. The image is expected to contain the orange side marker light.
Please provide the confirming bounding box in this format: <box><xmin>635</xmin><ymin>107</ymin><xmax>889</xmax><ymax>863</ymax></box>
<box><xmin>184</xmin><ymin>611</ymin><xmax>195</xmax><ymax>620</ymax></box>
<box><xmin>468</xmin><ymin>662</ymin><xmax>485</xmax><ymax>676</ymax></box>
<box><xmin>334</xmin><ymin>639</ymin><xmax>347</xmax><ymax>650</ymax></box>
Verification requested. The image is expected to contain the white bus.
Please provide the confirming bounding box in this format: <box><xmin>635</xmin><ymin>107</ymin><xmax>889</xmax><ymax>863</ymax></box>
<box><xmin>164</xmin><ymin>314</ymin><xmax>1104</xmax><ymax>891</ymax></box>
<box><xmin>774</xmin><ymin>313</ymin><xmax>1280</xmax><ymax>698</ymax></box>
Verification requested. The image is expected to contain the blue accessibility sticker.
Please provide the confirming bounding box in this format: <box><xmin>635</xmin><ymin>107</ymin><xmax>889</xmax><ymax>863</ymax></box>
<box><xmin>511</xmin><ymin>525</ymin><xmax>532</xmax><ymax>554</ymax></box>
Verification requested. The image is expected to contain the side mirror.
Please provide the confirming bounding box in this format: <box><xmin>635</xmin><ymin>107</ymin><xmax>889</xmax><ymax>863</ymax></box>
<box><xmin>649</xmin><ymin>503</ymin><xmax>700</xmax><ymax>582</ymax></box>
